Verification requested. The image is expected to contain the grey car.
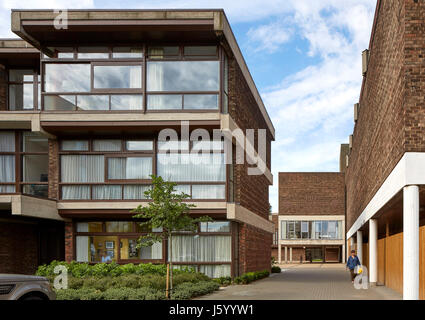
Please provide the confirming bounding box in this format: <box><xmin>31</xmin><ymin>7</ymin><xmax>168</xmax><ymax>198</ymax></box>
<box><xmin>0</xmin><ymin>274</ymin><xmax>56</xmax><ymax>300</ymax></box>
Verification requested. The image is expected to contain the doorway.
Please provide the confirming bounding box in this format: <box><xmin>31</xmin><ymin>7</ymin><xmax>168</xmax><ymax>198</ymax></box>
<box><xmin>305</xmin><ymin>247</ymin><xmax>323</xmax><ymax>263</ymax></box>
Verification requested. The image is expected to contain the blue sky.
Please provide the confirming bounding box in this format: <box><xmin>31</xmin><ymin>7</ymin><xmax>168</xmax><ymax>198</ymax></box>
<box><xmin>0</xmin><ymin>0</ymin><xmax>377</xmax><ymax>212</ymax></box>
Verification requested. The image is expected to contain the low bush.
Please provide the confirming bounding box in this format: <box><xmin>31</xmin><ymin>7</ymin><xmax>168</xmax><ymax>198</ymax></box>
<box><xmin>233</xmin><ymin>270</ymin><xmax>269</xmax><ymax>285</ymax></box>
<box><xmin>271</xmin><ymin>266</ymin><xmax>281</xmax><ymax>273</ymax></box>
<box><xmin>171</xmin><ymin>281</ymin><xmax>219</xmax><ymax>300</ymax></box>
<box><xmin>213</xmin><ymin>276</ymin><xmax>232</xmax><ymax>286</ymax></box>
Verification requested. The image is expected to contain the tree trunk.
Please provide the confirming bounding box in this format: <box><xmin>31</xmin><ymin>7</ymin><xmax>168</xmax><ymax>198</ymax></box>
<box><xmin>169</xmin><ymin>233</ymin><xmax>173</xmax><ymax>294</ymax></box>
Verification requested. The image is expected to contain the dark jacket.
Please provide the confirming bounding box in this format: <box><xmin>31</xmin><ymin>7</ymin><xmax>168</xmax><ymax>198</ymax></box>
<box><xmin>346</xmin><ymin>255</ymin><xmax>361</xmax><ymax>270</ymax></box>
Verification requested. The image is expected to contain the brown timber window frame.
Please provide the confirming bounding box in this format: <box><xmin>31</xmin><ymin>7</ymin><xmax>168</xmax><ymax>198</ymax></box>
<box><xmin>73</xmin><ymin>219</ymin><xmax>234</xmax><ymax>277</ymax></box>
<box><xmin>7</xmin><ymin>69</ymin><xmax>40</xmax><ymax>111</ymax></box>
<box><xmin>40</xmin><ymin>44</ymin><xmax>225</xmax><ymax>113</ymax></box>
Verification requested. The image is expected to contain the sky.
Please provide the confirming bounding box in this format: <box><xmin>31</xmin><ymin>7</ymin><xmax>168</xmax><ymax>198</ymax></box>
<box><xmin>0</xmin><ymin>0</ymin><xmax>377</xmax><ymax>212</ymax></box>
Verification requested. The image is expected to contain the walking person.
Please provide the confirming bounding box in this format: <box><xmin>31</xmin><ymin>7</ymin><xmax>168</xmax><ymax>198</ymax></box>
<box><xmin>346</xmin><ymin>250</ymin><xmax>361</xmax><ymax>283</ymax></box>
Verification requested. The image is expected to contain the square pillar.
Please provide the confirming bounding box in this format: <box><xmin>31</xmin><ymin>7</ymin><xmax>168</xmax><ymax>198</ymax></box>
<box><xmin>284</xmin><ymin>246</ymin><xmax>288</xmax><ymax>263</ymax></box>
<box><xmin>369</xmin><ymin>219</ymin><xmax>378</xmax><ymax>285</ymax></box>
<box><xmin>278</xmin><ymin>243</ymin><xmax>282</xmax><ymax>264</ymax></box>
<box><xmin>403</xmin><ymin>185</ymin><xmax>420</xmax><ymax>300</ymax></box>
<box><xmin>289</xmin><ymin>247</ymin><xmax>293</xmax><ymax>263</ymax></box>
<box><xmin>356</xmin><ymin>230</ymin><xmax>363</xmax><ymax>265</ymax></box>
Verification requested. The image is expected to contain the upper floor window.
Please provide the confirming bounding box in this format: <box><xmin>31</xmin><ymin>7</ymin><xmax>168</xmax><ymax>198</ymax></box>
<box><xmin>8</xmin><ymin>69</ymin><xmax>39</xmax><ymax>110</ymax></box>
<box><xmin>281</xmin><ymin>220</ymin><xmax>343</xmax><ymax>240</ymax></box>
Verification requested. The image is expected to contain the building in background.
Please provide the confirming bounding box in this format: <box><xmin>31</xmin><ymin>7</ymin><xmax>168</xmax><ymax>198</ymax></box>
<box><xmin>0</xmin><ymin>9</ymin><xmax>274</xmax><ymax>277</ymax></box>
<box><xmin>275</xmin><ymin>172</ymin><xmax>346</xmax><ymax>264</ymax></box>
<box><xmin>345</xmin><ymin>0</ymin><xmax>425</xmax><ymax>300</ymax></box>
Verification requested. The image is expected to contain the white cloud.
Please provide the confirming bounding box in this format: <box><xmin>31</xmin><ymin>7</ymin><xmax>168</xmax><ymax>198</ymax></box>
<box><xmin>247</xmin><ymin>21</ymin><xmax>292</xmax><ymax>53</ymax></box>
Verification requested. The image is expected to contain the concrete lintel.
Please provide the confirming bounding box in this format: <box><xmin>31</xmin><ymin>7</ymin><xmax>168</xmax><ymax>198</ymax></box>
<box><xmin>226</xmin><ymin>203</ymin><xmax>274</xmax><ymax>233</ymax></box>
<box><xmin>0</xmin><ymin>195</ymin><xmax>62</xmax><ymax>221</ymax></box>
<box><xmin>58</xmin><ymin>201</ymin><xmax>227</xmax><ymax>210</ymax></box>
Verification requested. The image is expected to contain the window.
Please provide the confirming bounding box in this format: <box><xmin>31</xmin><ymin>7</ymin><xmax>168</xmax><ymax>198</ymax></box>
<box><xmin>282</xmin><ymin>220</ymin><xmax>343</xmax><ymax>240</ymax></box>
<box><xmin>105</xmin><ymin>221</ymin><xmax>133</xmax><ymax>233</ymax></box>
<box><xmin>93</xmin><ymin>65</ymin><xmax>142</xmax><ymax>89</ymax></box>
<box><xmin>61</xmin><ymin>140</ymin><xmax>89</xmax><ymax>151</ymax></box>
<box><xmin>112</xmin><ymin>47</ymin><xmax>143</xmax><ymax>59</ymax></box>
<box><xmin>61</xmin><ymin>155</ymin><xmax>104</xmax><ymax>183</ymax></box>
<box><xmin>8</xmin><ymin>70</ymin><xmax>38</xmax><ymax>110</ymax></box>
<box><xmin>44</xmin><ymin>64</ymin><xmax>90</xmax><ymax>92</ymax></box>
<box><xmin>120</xmin><ymin>239</ymin><xmax>162</xmax><ymax>260</ymax></box>
<box><xmin>200</xmin><ymin>221</ymin><xmax>230</xmax><ymax>233</ymax></box>
<box><xmin>0</xmin><ymin>132</ymin><xmax>15</xmax><ymax>193</ymax></box>
<box><xmin>78</xmin><ymin>47</ymin><xmax>109</xmax><ymax>59</ymax></box>
<box><xmin>93</xmin><ymin>140</ymin><xmax>121</xmax><ymax>152</ymax></box>
<box><xmin>107</xmin><ymin>157</ymin><xmax>152</xmax><ymax>180</ymax></box>
<box><xmin>126</xmin><ymin>140</ymin><xmax>153</xmax><ymax>151</ymax></box>
<box><xmin>147</xmin><ymin>61</ymin><xmax>219</xmax><ymax>92</ymax></box>
<box><xmin>148</xmin><ymin>46</ymin><xmax>179</xmax><ymax>59</ymax></box>
<box><xmin>183</xmin><ymin>46</ymin><xmax>217</xmax><ymax>59</ymax></box>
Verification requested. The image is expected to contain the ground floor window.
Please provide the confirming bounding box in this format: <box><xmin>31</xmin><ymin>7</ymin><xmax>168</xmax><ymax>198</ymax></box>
<box><xmin>73</xmin><ymin>220</ymin><xmax>233</xmax><ymax>277</ymax></box>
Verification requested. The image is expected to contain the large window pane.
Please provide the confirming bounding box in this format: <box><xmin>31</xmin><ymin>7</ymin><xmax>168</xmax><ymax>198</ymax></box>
<box><xmin>45</xmin><ymin>64</ymin><xmax>90</xmax><ymax>92</ymax></box>
<box><xmin>61</xmin><ymin>155</ymin><xmax>104</xmax><ymax>182</ymax></box>
<box><xmin>147</xmin><ymin>94</ymin><xmax>182</xmax><ymax>110</ymax></box>
<box><xmin>62</xmin><ymin>185</ymin><xmax>90</xmax><ymax>200</ymax></box>
<box><xmin>93</xmin><ymin>65</ymin><xmax>142</xmax><ymax>89</ymax></box>
<box><xmin>93</xmin><ymin>185</ymin><xmax>122</xmax><ymax>200</ymax></box>
<box><xmin>111</xmin><ymin>95</ymin><xmax>143</xmax><ymax>110</ymax></box>
<box><xmin>44</xmin><ymin>95</ymin><xmax>77</xmax><ymax>111</ymax></box>
<box><xmin>0</xmin><ymin>155</ymin><xmax>15</xmax><ymax>183</ymax></box>
<box><xmin>9</xmin><ymin>84</ymin><xmax>34</xmax><ymax>110</ymax></box>
<box><xmin>120</xmin><ymin>238</ymin><xmax>162</xmax><ymax>260</ymax></box>
<box><xmin>9</xmin><ymin>69</ymin><xmax>33</xmax><ymax>82</ymax></box>
<box><xmin>22</xmin><ymin>133</ymin><xmax>48</xmax><ymax>152</ymax></box>
<box><xmin>108</xmin><ymin>157</ymin><xmax>152</xmax><ymax>180</ymax></box>
<box><xmin>184</xmin><ymin>94</ymin><xmax>218</xmax><ymax>110</ymax></box>
<box><xmin>76</xmin><ymin>222</ymin><xmax>103</xmax><ymax>233</ymax></box>
<box><xmin>123</xmin><ymin>185</ymin><xmax>151</xmax><ymax>199</ymax></box>
<box><xmin>147</xmin><ymin>61</ymin><xmax>219</xmax><ymax>91</ymax></box>
<box><xmin>76</xmin><ymin>236</ymin><xmax>118</xmax><ymax>263</ymax></box>
<box><xmin>199</xmin><ymin>265</ymin><xmax>230</xmax><ymax>278</ymax></box>
<box><xmin>157</xmin><ymin>153</ymin><xmax>225</xmax><ymax>182</ymax></box>
<box><xmin>170</xmin><ymin>235</ymin><xmax>231</xmax><ymax>262</ymax></box>
<box><xmin>23</xmin><ymin>155</ymin><xmax>48</xmax><ymax>182</ymax></box>
<box><xmin>77</xmin><ymin>95</ymin><xmax>109</xmax><ymax>110</ymax></box>
<box><xmin>0</xmin><ymin>132</ymin><xmax>15</xmax><ymax>152</ymax></box>
<box><xmin>23</xmin><ymin>185</ymin><xmax>48</xmax><ymax>198</ymax></box>
<box><xmin>192</xmin><ymin>185</ymin><xmax>225</xmax><ymax>199</ymax></box>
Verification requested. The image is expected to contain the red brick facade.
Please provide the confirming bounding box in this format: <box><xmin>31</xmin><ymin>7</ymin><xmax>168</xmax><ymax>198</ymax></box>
<box><xmin>279</xmin><ymin>173</ymin><xmax>345</xmax><ymax>216</ymax></box>
<box><xmin>48</xmin><ymin>139</ymin><xmax>59</xmax><ymax>200</ymax></box>
<box><xmin>64</xmin><ymin>222</ymin><xmax>74</xmax><ymax>263</ymax></box>
<box><xmin>346</xmin><ymin>0</ymin><xmax>425</xmax><ymax>229</ymax></box>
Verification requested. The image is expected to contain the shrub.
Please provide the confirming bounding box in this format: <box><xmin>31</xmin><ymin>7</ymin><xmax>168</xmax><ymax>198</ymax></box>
<box><xmin>213</xmin><ymin>276</ymin><xmax>232</xmax><ymax>286</ymax></box>
<box><xmin>271</xmin><ymin>266</ymin><xmax>281</xmax><ymax>273</ymax></box>
<box><xmin>171</xmin><ymin>281</ymin><xmax>219</xmax><ymax>300</ymax></box>
<box><xmin>233</xmin><ymin>270</ymin><xmax>269</xmax><ymax>285</ymax></box>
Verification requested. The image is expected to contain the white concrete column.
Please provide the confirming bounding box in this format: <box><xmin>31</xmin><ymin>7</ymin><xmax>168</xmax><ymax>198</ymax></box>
<box><xmin>356</xmin><ymin>230</ymin><xmax>363</xmax><ymax>265</ymax></box>
<box><xmin>289</xmin><ymin>247</ymin><xmax>293</xmax><ymax>263</ymax></box>
<box><xmin>403</xmin><ymin>185</ymin><xmax>420</xmax><ymax>300</ymax></box>
<box><xmin>342</xmin><ymin>244</ymin><xmax>346</xmax><ymax>263</ymax></box>
<box><xmin>284</xmin><ymin>246</ymin><xmax>288</xmax><ymax>263</ymax></box>
<box><xmin>278</xmin><ymin>243</ymin><xmax>282</xmax><ymax>264</ymax></box>
<box><xmin>369</xmin><ymin>219</ymin><xmax>378</xmax><ymax>285</ymax></box>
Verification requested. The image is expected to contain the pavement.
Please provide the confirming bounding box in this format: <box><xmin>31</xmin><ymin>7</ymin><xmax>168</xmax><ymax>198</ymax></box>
<box><xmin>198</xmin><ymin>263</ymin><xmax>402</xmax><ymax>300</ymax></box>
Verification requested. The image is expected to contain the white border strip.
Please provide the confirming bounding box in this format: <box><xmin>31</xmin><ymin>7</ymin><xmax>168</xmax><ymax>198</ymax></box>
<box><xmin>347</xmin><ymin>152</ymin><xmax>425</xmax><ymax>239</ymax></box>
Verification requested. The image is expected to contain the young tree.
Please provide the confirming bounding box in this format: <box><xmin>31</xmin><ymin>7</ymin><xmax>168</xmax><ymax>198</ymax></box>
<box><xmin>132</xmin><ymin>175</ymin><xmax>211</xmax><ymax>298</ymax></box>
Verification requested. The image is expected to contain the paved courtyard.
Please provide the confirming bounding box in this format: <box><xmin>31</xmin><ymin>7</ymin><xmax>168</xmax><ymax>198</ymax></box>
<box><xmin>199</xmin><ymin>264</ymin><xmax>402</xmax><ymax>300</ymax></box>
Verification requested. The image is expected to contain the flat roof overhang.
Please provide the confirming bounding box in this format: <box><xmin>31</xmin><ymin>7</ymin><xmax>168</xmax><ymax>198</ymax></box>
<box><xmin>11</xmin><ymin>9</ymin><xmax>275</xmax><ymax>138</ymax></box>
<box><xmin>0</xmin><ymin>39</ymin><xmax>40</xmax><ymax>68</ymax></box>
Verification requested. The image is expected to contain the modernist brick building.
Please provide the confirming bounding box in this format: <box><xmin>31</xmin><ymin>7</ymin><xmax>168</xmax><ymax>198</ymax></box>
<box><xmin>345</xmin><ymin>0</ymin><xmax>425</xmax><ymax>300</ymax></box>
<box><xmin>274</xmin><ymin>173</ymin><xmax>346</xmax><ymax>264</ymax></box>
<box><xmin>0</xmin><ymin>9</ymin><xmax>274</xmax><ymax>278</ymax></box>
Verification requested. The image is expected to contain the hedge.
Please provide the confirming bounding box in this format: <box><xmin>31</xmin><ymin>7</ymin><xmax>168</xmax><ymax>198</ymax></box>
<box><xmin>36</xmin><ymin>261</ymin><xmax>196</xmax><ymax>278</ymax></box>
<box><xmin>233</xmin><ymin>270</ymin><xmax>270</xmax><ymax>284</ymax></box>
<box><xmin>271</xmin><ymin>266</ymin><xmax>281</xmax><ymax>273</ymax></box>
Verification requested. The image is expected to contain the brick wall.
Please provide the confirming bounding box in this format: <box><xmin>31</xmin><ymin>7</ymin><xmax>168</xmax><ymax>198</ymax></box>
<box><xmin>228</xmin><ymin>54</ymin><xmax>273</xmax><ymax>273</ymax></box>
<box><xmin>0</xmin><ymin>221</ymin><xmax>39</xmax><ymax>274</ymax></box>
<box><xmin>345</xmin><ymin>0</ymin><xmax>425</xmax><ymax>229</ymax></box>
<box><xmin>48</xmin><ymin>139</ymin><xmax>59</xmax><ymax>200</ymax></box>
<box><xmin>279</xmin><ymin>173</ymin><xmax>345</xmax><ymax>215</ymax></box>
<box><xmin>64</xmin><ymin>221</ymin><xmax>74</xmax><ymax>263</ymax></box>
<box><xmin>238</xmin><ymin>223</ymin><xmax>272</xmax><ymax>274</ymax></box>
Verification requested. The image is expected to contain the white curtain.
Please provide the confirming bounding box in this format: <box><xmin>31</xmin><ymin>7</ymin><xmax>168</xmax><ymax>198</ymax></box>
<box><xmin>157</xmin><ymin>153</ymin><xmax>225</xmax><ymax>182</ymax></box>
<box><xmin>0</xmin><ymin>185</ymin><xmax>15</xmax><ymax>193</ymax></box>
<box><xmin>123</xmin><ymin>185</ymin><xmax>150</xmax><ymax>199</ymax></box>
<box><xmin>76</xmin><ymin>236</ymin><xmax>89</xmax><ymax>262</ymax></box>
<box><xmin>93</xmin><ymin>140</ymin><xmax>121</xmax><ymax>152</ymax></box>
<box><xmin>170</xmin><ymin>235</ymin><xmax>231</xmax><ymax>263</ymax></box>
<box><xmin>191</xmin><ymin>185</ymin><xmax>225</xmax><ymax>199</ymax></box>
<box><xmin>200</xmin><ymin>265</ymin><xmax>231</xmax><ymax>278</ymax></box>
<box><xmin>281</xmin><ymin>221</ymin><xmax>287</xmax><ymax>240</ymax></box>
<box><xmin>0</xmin><ymin>156</ymin><xmax>15</xmax><ymax>183</ymax></box>
<box><xmin>61</xmin><ymin>155</ymin><xmax>104</xmax><ymax>182</ymax></box>
<box><xmin>108</xmin><ymin>157</ymin><xmax>152</xmax><ymax>180</ymax></box>
<box><xmin>147</xmin><ymin>56</ymin><xmax>164</xmax><ymax>109</ymax></box>
<box><xmin>62</xmin><ymin>185</ymin><xmax>90</xmax><ymax>200</ymax></box>
<box><xmin>140</xmin><ymin>241</ymin><xmax>162</xmax><ymax>259</ymax></box>
<box><xmin>93</xmin><ymin>185</ymin><xmax>122</xmax><ymax>200</ymax></box>
<box><xmin>0</xmin><ymin>132</ymin><xmax>15</xmax><ymax>151</ymax></box>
